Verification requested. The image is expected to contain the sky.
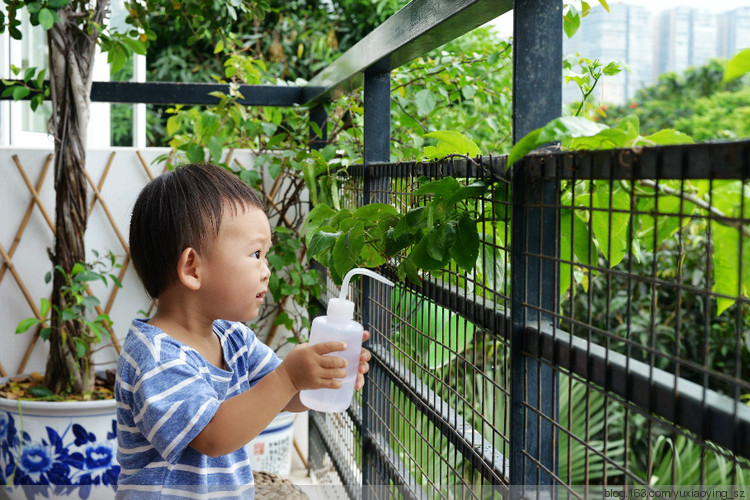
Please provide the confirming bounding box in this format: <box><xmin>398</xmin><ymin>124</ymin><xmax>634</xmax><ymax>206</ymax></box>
<box><xmin>490</xmin><ymin>0</ymin><xmax>749</xmax><ymax>37</ymax></box>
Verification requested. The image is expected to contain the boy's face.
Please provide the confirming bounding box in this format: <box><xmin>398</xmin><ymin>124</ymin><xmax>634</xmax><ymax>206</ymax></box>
<box><xmin>198</xmin><ymin>205</ymin><xmax>272</xmax><ymax>323</ymax></box>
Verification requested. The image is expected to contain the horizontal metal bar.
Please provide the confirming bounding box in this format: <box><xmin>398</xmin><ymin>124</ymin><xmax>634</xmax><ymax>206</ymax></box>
<box><xmin>381</xmin><ymin>266</ymin><xmax>511</xmax><ymax>342</ymax></box>
<box><xmin>345</xmin><ymin>141</ymin><xmax>750</xmax><ymax>181</ymax></box>
<box><xmin>348</xmin><ymin>155</ymin><xmax>511</xmax><ymax>180</ymax></box>
<box><xmin>0</xmin><ymin>81</ymin><xmax>303</xmax><ymax>106</ymax></box>
<box><xmin>302</xmin><ymin>0</ymin><xmax>512</xmax><ymax>104</ymax></box>
<box><xmin>525</xmin><ymin>320</ymin><xmax>750</xmax><ymax>460</ymax></box>
<box><xmin>364</xmin><ymin>431</ymin><xmax>429</xmax><ymax>500</ymax></box>
<box><xmin>525</xmin><ymin>140</ymin><xmax>750</xmax><ymax>180</ymax></box>
<box><xmin>369</xmin><ymin>343</ymin><xmax>510</xmax><ymax>486</ymax></box>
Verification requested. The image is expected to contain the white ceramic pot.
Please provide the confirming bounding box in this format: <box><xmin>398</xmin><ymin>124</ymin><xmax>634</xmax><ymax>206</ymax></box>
<box><xmin>246</xmin><ymin>411</ymin><xmax>295</xmax><ymax>477</ymax></box>
<box><xmin>0</xmin><ymin>396</ymin><xmax>118</xmax><ymax>499</ymax></box>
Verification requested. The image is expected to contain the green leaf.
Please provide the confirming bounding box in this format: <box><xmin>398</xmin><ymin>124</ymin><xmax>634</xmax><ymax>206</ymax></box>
<box><xmin>415</xmin><ymin>89</ymin><xmax>436</xmax><ymax>117</ymax></box>
<box><xmin>564</xmin><ymin>5</ymin><xmax>581</xmax><ymax>39</ymax></box>
<box><xmin>426</xmin><ymin>223</ymin><xmax>457</xmax><ymax>263</ymax></box>
<box><xmin>214</xmin><ymin>39</ymin><xmax>224</xmax><ymax>54</ymax></box>
<box><xmin>268</xmin><ymin>274</ymin><xmax>281</xmax><ymax>299</ymax></box>
<box><xmin>38</xmin><ymin>8</ymin><xmax>55</xmax><ymax>30</ymax></box>
<box><xmin>40</xmin><ymin>327</ymin><xmax>52</xmax><ymax>341</ymax></box>
<box><xmin>304</xmin><ymin>204</ymin><xmax>336</xmax><ymax>244</ymax></box>
<box><xmin>307</xmin><ymin>230</ymin><xmax>340</xmax><ymax>259</ymax></box>
<box><xmin>360</xmin><ymin>243</ymin><xmax>386</xmax><ymax>268</ymax></box>
<box><xmin>40</xmin><ymin>298</ymin><xmax>50</xmax><ymax>318</ymax></box>
<box><xmin>450</xmin><ymin>214</ymin><xmax>480</xmax><ymax>271</ymax></box>
<box><xmin>332</xmin><ymin>223</ymin><xmax>365</xmax><ymax>278</ymax></box>
<box><xmin>410</xmin><ymin>236</ymin><xmax>446</xmax><ymax>271</ymax></box>
<box><xmin>268</xmin><ymin>161</ymin><xmax>282</xmax><ymax>180</ymax></box>
<box><xmin>591</xmin><ymin>182</ymin><xmax>630</xmax><ymax>267</ymax></box>
<box><xmin>723</xmin><ymin>48</ymin><xmax>750</xmax><ymax>83</ymax></box>
<box><xmin>413</xmin><ymin>177</ymin><xmax>461</xmax><ymax>198</ymax></box>
<box><xmin>397</xmin><ymin>257</ymin><xmax>421</xmax><ymax>284</ymax></box>
<box><xmin>74</xmin><ymin>339</ymin><xmax>87</xmax><ymax>359</ymax></box>
<box><xmin>712</xmin><ymin>223</ymin><xmax>741</xmax><ymax>316</ymax></box>
<box><xmin>461</xmin><ymin>85</ymin><xmax>476</xmax><ymax>99</ymax></box>
<box><xmin>422</xmin><ymin>130</ymin><xmax>480</xmax><ymax>159</ymax></box>
<box><xmin>639</xmin><ymin>129</ymin><xmax>694</xmax><ymax>146</ymax></box>
<box><xmin>568</xmin><ymin>128</ymin><xmax>630</xmax><ymax>150</ymax></box>
<box><xmin>394</xmin><ymin>206</ymin><xmax>427</xmax><ymax>240</ymax></box>
<box><xmin>208</xmin><ymin>136</ymin><xmax>223</xmax><ymax>163</ymax></box>
<box><xmin>508</xmin><ymin>117</ymin><xmax>607</xmax><ymax>167</ymax></box>
<box><xmin>265</xmin><ymin>133</ymin><xmax>286</xmax><ymax>150</ymax></box>
<box><xmin>559</xmin><ymin>209</ymin><xmax>592</xmax><ymax>296</ymax></box>
<box><xmin>23</xmin><ymin>67</ymin><xmax>35</xmax><ymax>83</ymax></box>
<box><xmin>29</xmin><ymin>386</ymin><xmax>54</xmax><ymax>398</ymax></box>
<box><xmin>602</xmin><ymin>61</ymin><xmax>622</xmax><ymax>76</ymax></box>
<box><xmin>12</xmin><ymin>85</ymin><xmax>30</xmax><ymax>100</ymax></box>
<box><xmin>186</xmin><ymin>145</ymin><xmax>205</xmax><ymax>163</ymax></box>
<box><xmin>353</xmin><ymin>203</ymin><xmax>398</xmax><ymax>221</ymax></box>
<box><xmin>598</xmin><ymin>0</ymin><xmax>610</xmax><ymax>12</ymax></box>
<box><xmin>16</xmin><ymin>317</ymin><xmax>40</xmax><ymax>334</ymax></box>
<box><xmin>166</xmin><ymin>116</ymin><xmax>181</xmax><ymax>136</ymax></box>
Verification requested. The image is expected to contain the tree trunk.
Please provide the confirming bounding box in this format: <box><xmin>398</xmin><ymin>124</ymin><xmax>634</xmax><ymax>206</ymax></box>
<box><xmin>44</xmin><ymin>1</ymin><xmax>108</xmax><ymax>395</ymax></box>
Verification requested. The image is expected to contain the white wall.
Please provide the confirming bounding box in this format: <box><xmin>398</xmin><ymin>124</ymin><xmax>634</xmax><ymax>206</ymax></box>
<box><xmin>0</xmin><ymin>147</ymin><xmax>257</xmax><ymax>377</ymax></box>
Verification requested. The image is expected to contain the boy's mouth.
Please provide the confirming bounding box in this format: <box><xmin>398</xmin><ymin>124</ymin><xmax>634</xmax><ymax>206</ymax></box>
<box><xmin>256</xmin><ymin>291</ymin><xmax>266</xmax><ymax>300</ymax></box>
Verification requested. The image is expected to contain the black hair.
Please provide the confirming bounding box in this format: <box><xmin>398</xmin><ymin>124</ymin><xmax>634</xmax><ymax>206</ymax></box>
<box><xmin>129</xmin><ymin>163</ymin><xmax>264</xmax><ymax>299</ymax></box>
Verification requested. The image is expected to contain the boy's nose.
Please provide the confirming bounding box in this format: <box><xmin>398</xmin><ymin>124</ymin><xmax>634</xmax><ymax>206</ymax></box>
<box><xmin>262</xmin><ymin>260</ymin><xmax>271</xmax><ymax>280</ymax></box>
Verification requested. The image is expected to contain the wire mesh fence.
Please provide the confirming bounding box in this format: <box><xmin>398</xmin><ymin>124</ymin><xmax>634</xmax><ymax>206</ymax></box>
<box><xmin>308</xmin><ymin>141</ymin><xmax>750</xmax><ymax>499</ymax></box>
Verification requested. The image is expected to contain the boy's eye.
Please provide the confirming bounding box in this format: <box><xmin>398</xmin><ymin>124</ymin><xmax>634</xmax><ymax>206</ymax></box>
<box><xmin>253</xmin><ymin>251</ymin><xmax>261</xmax><ymax>259</ymax></box>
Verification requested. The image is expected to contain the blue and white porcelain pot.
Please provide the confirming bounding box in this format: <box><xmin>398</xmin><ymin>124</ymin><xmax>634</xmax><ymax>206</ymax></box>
<box><xmin>0</xmin><ymin>395</ymin><xmax>119</xmax><ymax>499</ymax></box>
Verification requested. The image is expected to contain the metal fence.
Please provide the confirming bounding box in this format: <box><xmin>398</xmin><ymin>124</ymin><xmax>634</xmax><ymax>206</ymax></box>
<box><xmin>307</xmin><ymin>142</ymin><xmax>750</xmax><ymax>499</ymax></box>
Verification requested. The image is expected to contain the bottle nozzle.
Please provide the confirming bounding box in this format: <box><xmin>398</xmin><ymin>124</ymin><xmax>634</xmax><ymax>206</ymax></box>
<box><xmin>327</xmin><ymin>268</ymin><xmax>395</xmax><ymax>319</ymax></box>
<box><xmin>339</xmin><ymin>268</ymin><xmax>395</xmax><ymax>300</ymax></box>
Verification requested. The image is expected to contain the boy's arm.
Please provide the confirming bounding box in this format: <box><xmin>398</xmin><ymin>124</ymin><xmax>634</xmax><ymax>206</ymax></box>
<box><xmin>189</xmin><ymin>341</ymin><xmax>347</xmax><ymax>457</ymax></box>
<box><xmin>283</xmin><ymin>392</ymin><xmax>307</xmax><ymax>412</ymax></box>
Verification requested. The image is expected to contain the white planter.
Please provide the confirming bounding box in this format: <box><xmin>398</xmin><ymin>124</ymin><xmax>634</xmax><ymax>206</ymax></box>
<box><xmin>246</xmin><ymin>411</ymin><xmax>295</xmax><ymax>477</ymax></box>
<box><xmin>0</xmin><ymin>396</ymin><xmax>118</xmax><ymax>499</ymax></box>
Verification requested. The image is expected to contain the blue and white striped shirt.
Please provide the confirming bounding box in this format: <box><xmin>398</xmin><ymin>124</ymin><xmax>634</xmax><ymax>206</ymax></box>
<box><xmin>115</xmin><ymin>318</ymin><xmax>281</xmax><ymax>499</ymax></box>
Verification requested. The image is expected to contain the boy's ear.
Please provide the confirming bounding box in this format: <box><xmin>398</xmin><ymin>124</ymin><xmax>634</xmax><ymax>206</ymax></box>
<box><xmin>176</xmin><ymin>247</ymin><xmax>201</xmax><ymax>291</ymax></box>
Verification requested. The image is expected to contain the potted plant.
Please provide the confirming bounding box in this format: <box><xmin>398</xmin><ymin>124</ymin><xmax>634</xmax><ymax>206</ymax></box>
<box><xmin>1</xmin><ymin>251</ymin><xmax>121</xmax><ymax>495</ymax></box>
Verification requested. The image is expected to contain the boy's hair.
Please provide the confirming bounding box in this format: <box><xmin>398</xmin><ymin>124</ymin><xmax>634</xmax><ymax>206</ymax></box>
<box><xmin>129</xmin><ymin>163</ymin><xmax>264</xmax><ymax>299</ymax></box>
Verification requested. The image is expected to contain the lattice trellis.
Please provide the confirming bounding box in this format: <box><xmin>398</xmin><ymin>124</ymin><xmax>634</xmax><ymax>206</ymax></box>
<box><xmin>0</xmin><ymin>150</ymin><xmax>163</xmax><ymax>377</ymax></box>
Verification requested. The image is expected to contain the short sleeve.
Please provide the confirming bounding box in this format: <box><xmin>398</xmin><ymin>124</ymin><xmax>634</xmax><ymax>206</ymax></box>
<box><xmin>242</xmin><ymin>324</ymin><xmax>282</xmax><ymax>387</ymax></box>
<box><xmin>129</xmin><ymin>354</ymin><xmax>221</xmax><ymax>464</ymax></box>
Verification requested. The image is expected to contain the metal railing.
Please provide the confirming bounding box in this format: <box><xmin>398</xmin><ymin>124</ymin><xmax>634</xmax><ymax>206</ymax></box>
<box><xmin>309</xmin><ymin>143</ymin><xmax>750</xmax><ymax>499</ymax></box>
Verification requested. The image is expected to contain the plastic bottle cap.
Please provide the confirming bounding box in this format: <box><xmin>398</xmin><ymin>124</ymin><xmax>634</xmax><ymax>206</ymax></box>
<box><xmin>327</xmin><ymin>298</ymin><xmax>355</xmax><ymax>320</ymax></box>
<box><xmin>328</xmin><ymin>268</ymin><xmax>395</xmax><ymax>320</ymax></box>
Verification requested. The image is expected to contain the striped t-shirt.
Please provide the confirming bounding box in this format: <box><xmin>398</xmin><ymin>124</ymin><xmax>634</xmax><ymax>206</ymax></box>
<box><xmin>115</xmin><ymin>318</ymin><xmax>281</xmax><ymax>499</ymax></box>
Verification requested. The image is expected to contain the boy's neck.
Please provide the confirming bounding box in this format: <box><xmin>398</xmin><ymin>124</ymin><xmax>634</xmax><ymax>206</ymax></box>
<box><xmin>150</xmin><ymin>287</ymin><xmax>215</xmax><ymax>340</ymax></box>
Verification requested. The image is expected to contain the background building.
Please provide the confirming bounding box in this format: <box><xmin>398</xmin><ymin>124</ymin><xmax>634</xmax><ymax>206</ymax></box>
<box><xmin>563</xmin><ymin>3</ymin><xmax>748</xmax><ymax>107</ymax></box>
<box><xmin>718</xmin><ymin>7</ymin><xmax>750</xmax><ymax>59</ymax></box>
<box><xmin>563</xmin><ymin>3</ymin><xmax>653</xmax><ymax>106</ymax></box>
<box><xmin>654</xmin><ymin>8</ymin><xmax>719</xmax><ymax>77</ymax></box>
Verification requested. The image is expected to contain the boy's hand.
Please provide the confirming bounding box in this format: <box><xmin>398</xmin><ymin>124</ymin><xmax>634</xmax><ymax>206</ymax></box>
<box><xmin>355</xmin><ymin>330</ymin><xmax>371</xmax><ymax>390</ymax></box>
<box><xmin>279</xmin><ymin>341</ymin><xmax>348</xmax><ymax>392</ymax></box>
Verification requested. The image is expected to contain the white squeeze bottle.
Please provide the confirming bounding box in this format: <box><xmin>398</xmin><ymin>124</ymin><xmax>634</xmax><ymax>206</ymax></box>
<box><xmin>300</xmin><ymin>268</ymin><xmax>394</xmax><ymax>412</ymax></box>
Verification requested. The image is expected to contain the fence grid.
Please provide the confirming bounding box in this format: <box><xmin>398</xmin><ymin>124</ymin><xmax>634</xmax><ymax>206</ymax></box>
<box><xmin>308</xmin><ymin>140</ymin><xmax>750</xmax><ymax>499</ymax></box>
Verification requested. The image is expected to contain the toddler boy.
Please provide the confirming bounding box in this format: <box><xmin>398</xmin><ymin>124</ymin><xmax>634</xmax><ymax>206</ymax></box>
<box><xmin>116</xmin><ymin>163</ymin><xmax>370</xmax><ymax>498</ymax></box>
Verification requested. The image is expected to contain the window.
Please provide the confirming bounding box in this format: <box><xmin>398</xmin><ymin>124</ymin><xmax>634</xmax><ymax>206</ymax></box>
<box><xmin>0</xmin><ymin>0</ymin><xmax>146</xmax><ymax>148</ymax></box>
